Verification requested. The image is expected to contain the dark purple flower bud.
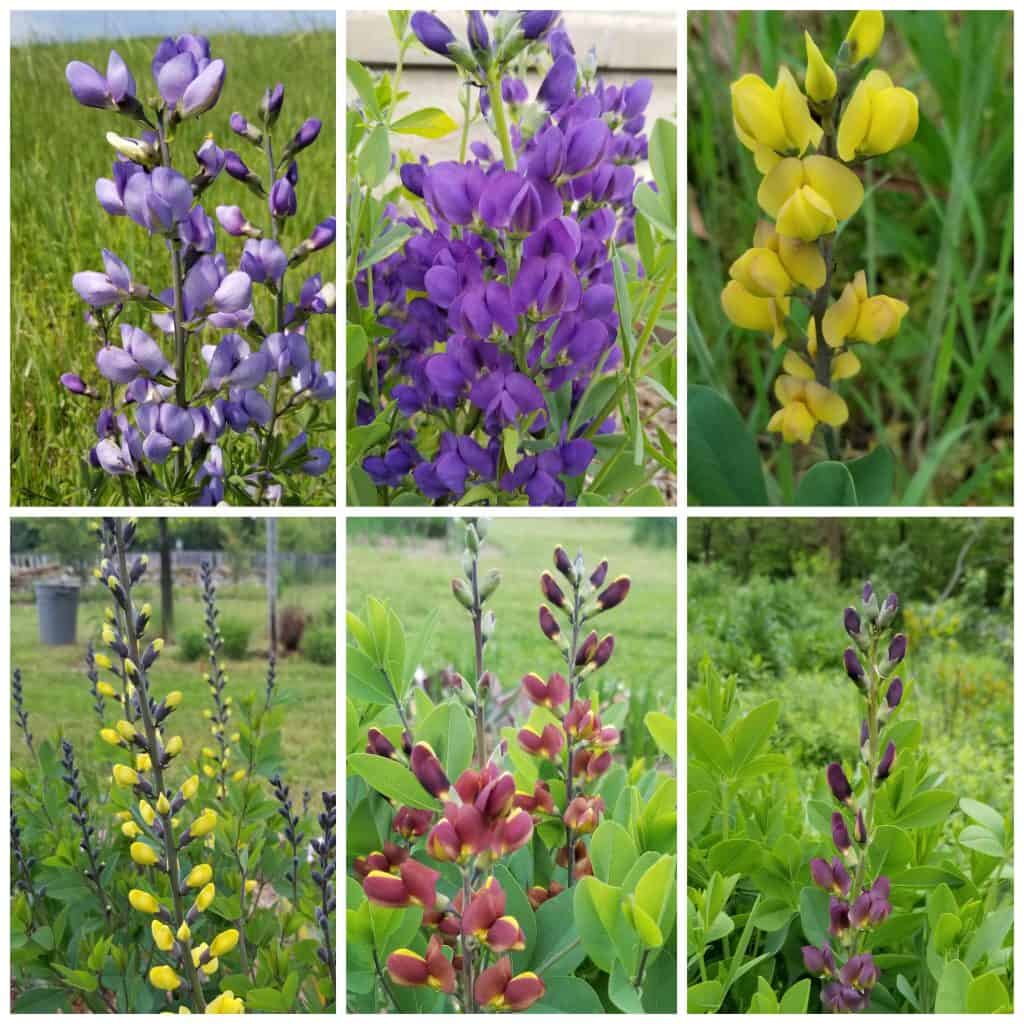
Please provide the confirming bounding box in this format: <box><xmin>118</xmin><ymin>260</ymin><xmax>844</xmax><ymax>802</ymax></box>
<box><xmin>887</xmin><ymin>634</ymin><xmax>907</xmax><ymax>666</ymax></box>
<box><xmin>826</xmin><ymin>763</ymin><xmax>852</xmax><ymax>805</ymax></box>
<box><xmin>225</xmin><ymin>149</ymin><xmax>253</xmax><ymax>181</ymax></box>
<box><xmin>843</xmin><ymin>606</ymin><xmax>861</xmax><ymax>640</ymax></box>
<box><xmin>287</xmin><ymin>118</ymin><xmax>321</xmax><ymax>157</ymax></box>
<box><xmin>366</xmin><ymin>728</ymin><xmax>396</xmax><ymax>758</ymax></box>
<box><xmin>410</xmin><ymin>742</ymin><xmax>449</xmax><ymax>800</ymax></box>
<box><xmin>859</xmin><ymin>718</ymin><xmax>869</xmax><ymax>748</ymax></box>
<box><xmin>878</xmin><ymin>592</ymin><xmax>899</xmax><ymax>627</ymax></box>
<box><xmin>831</xmin><ymin>812</ymin><xmax>851</xmax><ymax>854</ymax></box>
<box><xmin>596</xmin><ymin>576</ymin><xmax>630</xmax><ymax>611</ymax></box>
<box><xmin>876</xmin><ymin>741</ymin><xmax>896</xmax><ymax>782</ymax></box>
<box><xmin>843</xmin><ymin>648</ymin><xmax>866</xmax><ymax>687</ymax></box>
<box><xmin>539</xmin><ymin>54</ymin><xmax>577</xmax><ymax>112</ymax></box>
<box><xmin>810</xmin><ymin>856</ymin><xmax>851</xmax><ymax>897</ymax></box>
<box><xmin>467</xmin><ymin>11</ymin><xmax>490</xmax><ymax>52</ymax></box>
<box><xmin>400</xmin><ymin>162</ymin><xmax>425</xmax><ymax>197</ymax></box>
<box><xmin>411</xmin><ymin>11</ymin><xmax>456</xmax><ymax>58</ymax></box>
<box><xmin>521</xmin><ymin>10</ymin><xmax>558</xmax><ymax>39</ymax></box>
<box><xmin>854</xmin><ymin>809</ymin><xmax>867</xmax><ymax>844</ymax></box>
<box><xmin>827</xmin><ymin>897</ymin><xmax>850</xmax><ymax>938</ymax></box>
<box><xmin>540</xmin><ymin>571</ymin><xmax>568</xmax><ymax>610</ymax></box>
<box><xmin>590</xmin><ymin>560</ymin><xmax>609</xmax><ymax>588</ymax></box>
<box><xmin>885</xmin><ymin>678</ymin><xmax>903</xmax><ymax>709</ymax></box>
<box><xmin>270</xmin><ymin>178</ymin><xmax>297</xmax><ymax>218</ymax></box>
<box><xmin>61</xmin><ymin>373</ymin><xmax>90</xmax><ymax>396</ymax></box>
<box><xmin>802</xmin><ymin>944</ymin><xmax>836</xmax><ymax>977</ymax></box>
<box><xmin>862</xmin><ymin>581</ymin><xmax>874</xmax><ymax>603</ymax></box>
<box><xmin>553</xmin><ymin>546</ymin><xmax>574</xmax><ymax>581</ymax></box>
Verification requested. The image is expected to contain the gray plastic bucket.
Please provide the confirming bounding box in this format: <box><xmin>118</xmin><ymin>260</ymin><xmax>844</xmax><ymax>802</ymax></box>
<box><xmin>35</xmin><ymin>581</ymin><xmax>80</xmax><ymax>645</ymax></box>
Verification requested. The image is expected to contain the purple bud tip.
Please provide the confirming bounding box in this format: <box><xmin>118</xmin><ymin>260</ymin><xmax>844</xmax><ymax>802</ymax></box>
<box><xmin>826</xmin><ymin>762</ymin><xmax>852</xmax><ymax>804</ymax></box>
<box><xmin>843</xmin><ymin>607</ymin><xmax>861</xmax><ymax>638</ymax></box>
<box><xmin>886</xmin><ymin>678</ymin><xmax>903</xmax><ymax>709</ymax></box>
<box><xmin>831</xmin><ymin>812</ymin><xmax>851</xmax><ymax>853</ymax></box>
<box><xmin>884</xmin><ymin>592</ymin><xmax>899</xmax><ymax>613</ymax></box>
<box><xmin>854</xmin><ymin>809</ymin><xmax>867</xmax><ymax>844</ymax></box>
<box><xmin>843</xmin><ymin>647</ymin><xmax>865</xmax><ymax>684</ymax></box>
<box><xmin>888</xmin><ymin>634</ymin><xmax>907</xmax><ymax>664</ymax></box>
<box><xmin>876</xmin><ymin>741</ymin><xmax>896</xmax><ymax>781</ymax></box>
<box><xmin>61</xmin><ymin>373</ymin><xmax>88</xmax><ymax>395</ymax></box>
<box><xmin>862</xmin><ymin>581</ymin><xmax>874</xmax><ymax>603</ymax></box>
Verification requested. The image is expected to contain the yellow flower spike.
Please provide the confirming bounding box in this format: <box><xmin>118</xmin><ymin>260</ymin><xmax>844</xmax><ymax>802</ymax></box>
<box><xmin>782</xmin><ymin>351</ymin><xmax>816</xmax><ymax>381</ymax></box>
<box><xmin>129</xmin><ymin>888</ymin><xmax>160</xmax><ymax>914</ymax></box>
<box><xmin>148</xmin><ymin>965</ymin><xmax>181</xmax><ymax>991</ymax></box>
<box><xmin>177</xmin><ymin>922</ymin><xmax>191</xmax><ymax>942</ymax></box>
<box><xmin>100</xmin><ymin>728</ymin><xmax>122</xmax><ymax>746</ymax></box>
<box><xmin>181</xmin><ymin>775</ymin><xmax>199</xmax><ymax>800</ymax></box>
<box><xmin>116</xmin><ymin>719</ymin><xmax>135</xmax><ymax>741</ymax></box>
<box><xmin>728</xmin><ymin>248</ymin><xmax>793</xmax><ymax>299</ymax></box>
<box><xmin>185</xmin><ymin>863</ymin><xmax>213</xmax><ymax>889</ymax></box>
<box><xmin>136</xmin><ymin>753</ymin><xmax>152</xmax><ymax>773</ymax></box>
<box><xmin>121</xmin><ymin>820</ymin><xmax>142</xmax><ymax>839</ymax></box>
<box><xmin>838</xmin><ymin>69</ymin><xmax>918</xmax><ymax>161</ymax></box>
<box><xmin>209</xmin><ymin>929</ymin><xmax>240</xmax><ymax>958</ymax></box>
<box><xmin>151</xmin><ymin>919</ymin><xmax>175</xmax><ymax>952</ymax></box>
<box><xmin>130</xmin><ymin>841</ymin><xmax>160</xmax><ymax>867</ymax></box>
<box><xmin>97</xmin><ymin>681</ymin><xmax>117</xmax><ymax>698</ymax></box>
<box><xmin>156</xmin><ymin>793</ymin><xmax>171</xmax><ymax>816</ymax></box>
<box><xmin>165</xmin><ymin>691</ymin><xmax>183</xmax><ymax>708</ymax></box>
<box><xmin>139</xmin><ymin>799</ymin><xmax>156</xmax><ymax>826</ymax></box>
<box><xmin>196</xmin><ymin>882</ymin><xmax>216</xmax><ymax>912</ymax></box>
<box><xmin>165</xmin><ymin>736</ymin><xmax>183</xmax><ymax>757</ymax></box>
<box><xmin>831</xmin><ymin>351</ymin><xmax>862</xmax><ymax>381</ymax></box>
<box><xmin>113</xmin><ymin>764</ymin><xmax>139</xmax><ymax>787</ymax></box>
<box><xmin>804</xmin><ymin>32</ymin><xmax>837</xmax><ymax>102</ymax></box>
<box><xmin>94</xmin><ymin>653</ymin><xmax>113</xmax><ymax>670</ymax></box>
<box><xmin>845</xmin><ymin>11</ymin><xmax>885</xmax><ymax>63</ymax></box>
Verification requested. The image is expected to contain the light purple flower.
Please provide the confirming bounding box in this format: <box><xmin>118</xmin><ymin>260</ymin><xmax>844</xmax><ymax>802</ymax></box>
<box><xmin>66</xmin><ymin>50</ymin><xmax>136</xmax><ymax>110</ymax></box>
<box><xmin>241</xmin><ymin>239</ymin><xmax>288</xmax><ymax>285</ymax></box>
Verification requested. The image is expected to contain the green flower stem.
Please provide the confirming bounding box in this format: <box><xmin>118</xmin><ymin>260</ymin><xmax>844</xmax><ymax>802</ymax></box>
<box><xmin>112</xmin><ymin>521</ymin><xmax>207</xmax><ymax>1011</ymax></box>
<box><xmin>458</xmin><ymin>80</ymin><xmax>473</xmax><ymax>163</ymax></box>
<box><xmin>486</xmin><ymin>73</ymin><xmax>516</xmax><ymax>170</ymax></box>
<box><xmin>564</xmin><ymin>580</ymin><xmax>583</xmax><ymax>888</ymax></box>
<box><xmin>469</xmin><ymin>553</ymin><xmax>487</xmax><ymax>770</ymax></box>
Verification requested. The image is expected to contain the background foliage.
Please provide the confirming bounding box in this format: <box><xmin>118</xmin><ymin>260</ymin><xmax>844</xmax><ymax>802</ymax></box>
<box><xmin>687</xmin><ymin>11</ymin><xmax>1013</xmax><ymax>505</ymax></box>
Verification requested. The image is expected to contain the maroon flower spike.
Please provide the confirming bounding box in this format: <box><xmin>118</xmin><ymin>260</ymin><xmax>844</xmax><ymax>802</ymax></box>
<box><xmin>596</xmin><ymin>575</ymin><xmax>630</xmax><ymax>611</ymax></box>
<box><xmin>474</xmin><ymin>770</ymin><xmax>517</xmax><ymax>820</ymax></box>
<box><xmin>410</xmin><ymin>742</ymin><xmax>450</xmax><ymax>800</ymax></box>
<box><xmin>809</xmin><ymin>856</ymin><xmax>851</xmax><ymax>897</ymax></box>
<box><xmin>826</xmin><ymin>762</ymin><xmax>853</xmax><ymax>805</ymax></box>
<box><xmin>828</xmin><ymin>896</ymin><xmax>851</xmax><ymax>938</ymax></box>
<box><xmin>556</xmin><ymin>840</ymin><xmax>592</xmax><ymax>878</ymax></box>
<box><xmin>475</xmin><ymin>957</ymin><xmax>545</xmax><ymax>1011</ymax></box>
<box><xmin>574</xmin><ymin>631</ymin><xmax>598</xmax><ymax>666</ymax></box>
<box><xmin>518</xmin><ymin>724</ymin><xmax>564</xmax><ymax>761</ymax></box>
<box><xmin>387</xmin><ymin>934</ymin><xmax>456</xmax><ymax>994</ymax></box>
<box><xmin>590</xmin><ymin>634</ymin><xmax>615</xmax><ymax>670</ymax></box>
<box><xmin>573</xmin><ymin>747</ymin><xmax>612</xmax><ymax>780</ymax></box>
<box><xmin>589</xmin><ymin>559</ymin><xmax>609</xmax><ymax>588</ymax></box>
<box><xmin>522</xmin><ymin>671</ymin><xmax>570</xmax><ymax>709</ymax></box>
<box><xmin>462</xmin><ymin>878</ymin><xmax>526</xmax><ymax>952</ymax></box>
<box><xmin>563</xmin><ymin>699</ymin><xmax>598</xmax><ymax>741</ymax></box>
<box><xmin>540</xmin><ymin>571</ymin><xmax>569</xmax><ymax>610</ymax></box>
<box><xmin>393</xmin><ymin>806</ymin><xmax>434</xmax><ymax>839</ymax></box>
<box><xmin>427</xmin><ymin>803</ymin><xmax>487</xmax><ymax>863</ymax></box>
<box><xmin>366</xmin><ymin>727</ymin><xmax>397</xmax><ymax>758</ymax></box>
<box><xmin>527</xmin><ymin>885</ymin><xmax>551</xmax><ymax>910</ymax></box>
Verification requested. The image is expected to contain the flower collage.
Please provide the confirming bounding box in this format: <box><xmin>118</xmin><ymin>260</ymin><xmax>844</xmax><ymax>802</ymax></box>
<box><xmin>1</xmin><ymin>3</ymin><xmax>1016</xmax><ymax>1020</ymax></box>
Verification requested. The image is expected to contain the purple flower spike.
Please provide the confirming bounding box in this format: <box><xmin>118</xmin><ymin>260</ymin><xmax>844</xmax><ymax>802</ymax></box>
<box><xmin>469</xmin><ymin>369</ymin><xmax>544</xmax><ymax>429</ymax></box>
<box><xmin>843</xmin><ymin>647</ymin><xmax>866</xmax><ymax>687</ymax></box>
<box><xmin>885</xmin><ymin>678</ymin><xmax>903</xmax><ymax>709</ymax></box>
<box><xmin>411</xmin><ymin>11</ymin><xmax>456</xmax><ymax>58</ymax></box>
<box><xmin>822</xmin><ymin>982</ymin><xmax>869</xmax><ymax>1014</ymax></box>
<box><xmin>887</xmin><ymin>633</ymin><xmax>907</xmax><ymax>665</ymax></box>
<box><xmin>538</xmin><ymin>54</ymin><xmax>577</xmax><ymax>112</ymax></box>
<box><xmin>621</xmin><ymin>78</ymin><xmax>654</xmax><ymax>119</ymax></box>
<box><xmin>831</xmin><ymin>812</ymin><xmax>851</xmax><ymax>854</ymax></box>
<box><xmin>875</xmin><ymin>741</ymin><xmax>896</xmax><ymax>782</ymax></box>
<box><xmin>564</xmin><ymin>119</ymin><xmax>612</xmax><ymax>176</ymax></box>
<box><xmin>240</xmin><ymin>239</ymin><xmax>288</xmax><ymax>285</ymax></box>
<box><xmin>826</xmin><ymin>763</ymin><xmax>852</xmax><ymax>805</ymax></box>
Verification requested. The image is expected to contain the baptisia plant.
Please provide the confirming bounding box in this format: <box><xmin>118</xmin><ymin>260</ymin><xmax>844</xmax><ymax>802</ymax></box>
<box><xmin>63</xmin><ymin>35</ymin><xmax>336</xmax><ymax>505</ymax></box>
<box><xmin>721</xmin><ymin>11</ymin><xmax>916</xmax><ymax>456</ymax></box>
<box><xmin>803</xmin><ymin>581</ymin><xmax>905</xmax><ymax>1012</ymax></box>
<box><xmin>348</xmin><ymin>11</ymin><xmax>677</xmax><ymax>506</ymax></box>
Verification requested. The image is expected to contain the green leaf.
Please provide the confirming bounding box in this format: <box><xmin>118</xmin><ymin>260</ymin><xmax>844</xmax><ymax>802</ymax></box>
<box><xmin>634</xmin><ymin>854</ymin><xmax>676</xmax><ymax>940</ymax></box>
<box><xmin>779</xmin><ymin>979</ymin><xmax>811</xmax><ymax>1013</ymax></box>
<box><xmin>530</xmin><ymin>890</ymin><xmax>585</xmax><ymax>975</ymax></box>
<box><xmin>51</xmin><ymin>965</ymin><xmax>98</xmax><ymax>992</ymax></box>
<box><xmin>964</xmin><ymin>907</ymin><xmax>1012</xmax><ymax>970</ymax></box>
<box><xmin>687</xmin><ymin>713</ymin><xmax>729</xmax><ymax>773</ymax></box>
<box><xmin>687</xmin><ymin>980</ymin><xmax>723</xmax><ymax>1013</ymax></box>
<box><xmin>725</xmin><ymin>700</ymin><xmax>778</xmax><ymax>775</ymax></box>
<box><xmin>572</xmin><ymin>876</ymin><xmax>622</xmax><ymax>973</ymax></box>
<box><xmin>346</xmin><ymin>58</ymin><xmax>381</xmax><ymax>119</ymax></box>
<box><xmin>391</xmin><ymin>107</ymin><xmax>459</xmax><ymax>138</ymax></box>
<box><xmin>934</xmin><ymin>958</ymin><xmax>972</xmax><ymax>1012</ymax></box>
<box><xmin>357</xmin><ymin>124</ymin><xmax>391</xmax><ymax>189</ymax></box>
<box><xmin>799</xmin><ymin>886</ymin><xmax>830</xmax><ymax>949</ymax></box>
<box><xmin>846</xmin><ymin>446</ymin><xmax>895</xmax><ymax>505</ymax></box>
<box><xmin>687</xmin><ymin>386</ymin><xmax>768</xmax><ymax>505</ymax></box>
<box><xmin>632</xmin><ymin>181</ymin><xmax>676</xmax><ymax>239</ymax></box>
<box><xmin>346</xmin><ymin>753</ymin><xmax>440</xmax><ymax>811</ymax></box>
<box><xmin>958</xmin><ymin>825</ymin><xmax>1003</xmax><ymax>857</ymax></box>
<box><xmin>959</xmin><ymin>797</ymin><xmax>1005</xmax><ymax>839</ymax></box>
<box><xmin>644</xmin><ymin>711</ymin><xmax>676</xmax><ymax>759</ymax></box>
<box><xmin>346</xmin><ymin>323</ymin><xmax>368</xmax><ymax>371</ymax></box>
<box><xmin>418</xmin><ymin>701</ymin><xmax>474</xmax><ymax>781</ymax></box>
<box><xmin>647</xmin><ymin>118</ymin><xmax>677</xmax><ymax>225</ymax></box>
<box><xmin>246</xmin><ymin>987</ymin><xmax>292</xmax><ymax>1012</ymax></box>
<box><xmin>13</xmin><ymin>988</ymin><xmax>69</xmax><ymax>1012</ymax></box>
<box><xmin>608</xmin><ymin>960</ymin><xmax>645</xmax><ymax>1013</ymax></box>
<box><xmin>966</xmin><ymin>972</ymin><xmax>1011</xmax><ymax>1012</ymax></box>
<box><xmin>527</xmin><ymin>976</ymin><xmax>603</xmax><ymax>1013</ymax></box>
<box><xmin>347</xmin><ymin>645</ymin><xmax>392</xmax><ymax>704</ymax></box>
<box><xmin>590</xmin><ymin>820</ymin><xmax>639</xmax><ymax>885</ymax></box>
<box><xmin>793</xmin><ymin>461</ymin><xmax>859</xmax><ymax>506</ymax></box>
<box><xmin>356</xmin><ymin>223</ymin><xmax>413</xmax><ymax>271</ymax></box>
<box><xmin>891</xmin><ymin>790</ymin><xmax>957</xmax><ymax>830</ymax></box>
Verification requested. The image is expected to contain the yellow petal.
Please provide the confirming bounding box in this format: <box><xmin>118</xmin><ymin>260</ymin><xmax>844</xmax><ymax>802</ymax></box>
<box><xmin>837</xmin><ymin>78</ymin><xmax>872</xmax><ymax>162</ymax></box>
<box><xmin>863</xmin><ymin>87</ymin><xmax>919</xmax><ymax>155</ymax></box>
<box><xmin>802</xmin><ymin>156</ymin><xmax>864</xmax><ymax>222</ymax></box>
<box><xmin>731</xmin><ymin>75</ymin><xmax>789</xmax><ymax>152</ymax></box>
<box><xmin>757</xmin><ymin>157</ymin><xmax>805</xmax><ymax>218</ymax></box>
<box><xmin>774</xmin><ymin>374</ymin><xmax>807</xmax><ymax>406</ymax></box>
<box><xmin>822</xmin><ymin>282</ymin><xmax>861</xmax><ymax>348</ymax></box>
<box><xmin>804</xmin><ymin>32</ymin><xmax>837</xmax><ymax>102</ymax></box>
<box><xmin>753</xmin><ymin>143</ymin><xmax>783</xmax><ymax>175</ymax></box>
<box><xmin>721</xmin><ymin>280</ymin><xmax>776</xmax><ymax>332</ymax></box>
<box><xmin>782</xmin><ymin>402</ymin><xmax>817</xmax><ymax>444</ymax></box>
<box><xmin>783</xmin><ymin>350</ymin><xmax>816</xmax><ymax>380</ymax></box>
<box><xmin>845</xmin><ymin>11</ymin><xmax>885</xmax><ymax>62</ymax></box>
<box><xmin>831</xmin><ymin>351</ymin><xmax>862</xmax><ymax>380</ymax></box>
<box><xmin>767</xmin><ymin>409</ymin><xmax>787</xmax><ymax>434</ymax></box>
<box><xmin>778</xmin><ymin>235</ymin><xmax>826</xmax><ymax>290</ymax></box>
<box><xmin>752</xmin><ymin>220</ymin><xmax>779</xmax><ymax>251</ymax></box>
<box><xmin>729</xmin><ymin>248</ymin><xmax>793</xmax><ymax>299</ymax></box>
<box><xmin>805</xmin><ymin>382</ymin><xmax>849</xmax><ymax>426</ymax></box>
<box><xmin>776</xmin><ymin>186</ymin><xmax>837</xmax><ymax>242</ymax></box>
<box><xmin>775</xmin><ymin>66</ymin><xmax>822</xmax><ymax>153</ymax></box>
<box><xmin>853</xmin><ymin>295</ymin><xmax>909</xmax><ymax>342</ymax></box>
<box><xmin>852</xmin><ymin>269</ymin><xmax>869</xmax><ymax>302</ymax></box>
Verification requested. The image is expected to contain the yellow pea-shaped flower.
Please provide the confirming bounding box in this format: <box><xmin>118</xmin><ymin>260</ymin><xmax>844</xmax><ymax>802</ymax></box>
<box><xmin>768</xmin><ymin>375</ymin><xmax>849</xmax><ymax>444</ymax></box>
<box><xmin>185</xmin><ymin>863</ymin><xmax>213</xmax><ymax>889</ymax></box>
<box><xmin>732</xmin><ymin>67</ymin><xmax>822</xmax><ymax>173</ymax></box>
<box><xmin>720</xmin><ymin>281</ymin><xmax>790</xmax><ymax>349</ymax></box>
<box><xmin>181</xmin><ymin>774</ymin><xmax>199</xmax><ymax>801</ymax></box>
<box><xmin>753</xmin><ymin>221</ymin><xmax>826</xmax><ymax>290</ymax></box>
<box><xmin>94</xmin><ymin>653</ymin><xmax>112</xmax><ymax>670</ymax></box>
<box><xmin>136</xmin><ymin>753</ymin><xmax>152</xmax><ymax>773</ymax></box>
<box><xmin>190</xmin><ymin>809</ymin><xmax>218</xmax><ymax>838</ymax></box>
<box><xmin>165</xmin><ymin>691</ymin><xmax>183</xmax><ymax>708</ymax></box>
<box><xmin>729</xmin><ymin>248</ymin><xmax>794</xmax><ymax>299</ymax></box>
<box><xmin>804</xmin><ymin>32</ymin><xmax>837</xmax><ymax>102</ymax></box>
<box><xmin>196</xmin><ymin>882</ymin><xmax>216</xmax><ymax>911</ymax></box>
<box><xmin>831</xmin><ymin>351</ymin><xmax>862</xmax><ymax>381</ymax></box>
<box><xmin>209</xmin><ymin>929</ymin><xmax>240</xmax><ymax>958</ymax></box>
<box><xmin>121</xmin><ymin>820</ymin><xmax>142</xmax><ymax>839</ymax></box>
<box><xmin>113</xmin><ymin>764</ymin><xmax>139</xmax><ymax>787</ymax></box>
<box><xmin>129</xmin><ymin>888</ymin><xmax>160</xmax><ymax>914</ymax></box>
<box><xmin>100</xmin><ymin>728</ymin><xmax>122</xmax><ymax>746</ymax></box>
<box><xmin>151</xmin><ymin>919</ymin><xmax>175</xmax><ymax>952</ymax></box>
<box><xmin>838</xmin><ymin>70</ymin><xmax>918</xmax><ymax>162</ymax></box>
<box><xmin>165</xmin><ymin>736</ymin><xmax>183</xmax><ymax>757</ymax></box>
<box><xmin>759</xmin><ymin>156</ymin><xmax>864</xmax><ymax>241</ymax></box>
<box><xmin>130</xmin><ymin>841</ymin><xmax>159</xmax><ymax>867</ymax></box>
<box><xmin>855</xmin><ymin>295</ymin><xmax>909</xmax><ymax>343</ymax></box>
<box><xmin>139</xmin><ymin>799</ymin><xmax>156</xmax><ymax>826</ymax></box>
<box><xmin>206</xmin><ymin>991</ymin><xmax>244</xmax><ymax>1014</ymax></box>
<box><xmin>148</xmin><ymin>965</ymin><xmax>181</xmax><ymax>991</ymax></box>
<box><xmin>177</xmin><ymin>922</ymin><xmax>191</xmax><ymax>942</ymax></box>
<box><xmin>97</xmin><ymin>681</ymin><xmax>117</xmax><ymax>698</ymax></box>
<box><xmin>845</xmin><ymin>11</ymin><xmax>885</xmax><ymax>63</ymax></box>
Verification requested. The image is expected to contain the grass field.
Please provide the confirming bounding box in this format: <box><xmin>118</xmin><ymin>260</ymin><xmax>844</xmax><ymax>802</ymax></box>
<box><xmin>11</xmin><ymin>578</ymin><xmax>336</xmax><ymax>794</ymax></box>
<box><xmin>687</xmin><ymin>11</ymin><xmax>1013</xmax><ymax>505</ymax></box>
<box><xmin>10</xmin><ymin>28</ymin><xmax>337</xmax><ymax>505</ymax></box>
<box><xmin>347</xmin><ymin>518</ymin><xmax>677</xmax><ymax>760</ymax></box>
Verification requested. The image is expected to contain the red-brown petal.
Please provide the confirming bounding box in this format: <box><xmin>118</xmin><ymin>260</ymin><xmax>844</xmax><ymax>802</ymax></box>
<box><xmin>505</xmin><ymin>971</ymin><xmax>546</xmax><ymax>1010</ymax></box>
<box><xmin>387</xmin><ymin>949</ymin><xmax>429</xmax><ymax>987</ymax></box>
<box><xmin>363</xmin><ymin>870</ymin><xmax>409</xmax><ymax>908</ymax></box>
<box><xmin>474</xmin><ymin>957</ymin><xmax>513</xmax><ymax>1008</ymax></box>
<box><xmin>400</xmin><ymin>858</ymin><xmax>440</xmax><ymax>908</ymax></box>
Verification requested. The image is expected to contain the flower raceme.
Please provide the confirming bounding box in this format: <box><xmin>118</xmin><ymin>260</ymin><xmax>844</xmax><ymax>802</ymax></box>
<box><xmin>720</xmin><ymin>11</ymin><xmax>917</xmax><ymax>450</ymax></box>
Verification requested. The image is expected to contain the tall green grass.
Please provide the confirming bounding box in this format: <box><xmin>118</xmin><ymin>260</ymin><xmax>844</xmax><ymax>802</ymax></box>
<box><xmin>10</xmin><ymin>30</ymin><xmax>337</xmax><ymax>505</ymax></box>
<box><xmin>687</xmin><ymin>12</ymin><xmax>1012</xmax><ymax>505</ymax></box>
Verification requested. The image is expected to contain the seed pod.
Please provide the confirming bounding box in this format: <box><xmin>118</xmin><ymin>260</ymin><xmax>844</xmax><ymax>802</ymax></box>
<box><xmin>451</xmin><ymin>578</ymin><xmax>474</xmax><ymax>611</ymax></box>
<box><xmin>479</xmin><ymin>569</ymin><xmax>502</xmax><ymax>602</ymax></box>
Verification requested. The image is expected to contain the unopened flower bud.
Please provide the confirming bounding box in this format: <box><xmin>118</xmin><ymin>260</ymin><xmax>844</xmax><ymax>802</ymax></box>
<box><xmin>210</xmin><ymin>928</ymin><xmax>239</xmax><ymax>958</ymax></box>
<box><xmin>195</xmin><ymin>882</ymin><xmax>216</xmax><ymax>912</ymax></box>
<box><xmin>540</xmin><ymin>572</ymin><xmax>569</xmax><ymax>611</ymax></box>
<box><xmin>410</xmin><ymin>743</ymin><xmax>450</xmax><ymax>800</ymax></box>
<box><xmin>129</xmin><ymin>888</ymin><xmax>160</xmax><ymax>915</ymax></box>
<box><xmin>479</xmin><ymin>569</ymin><xmax>501</xmax><ymax>602</ymax></box>
<box><xmin>186</xmin><ymin>863</ymin><xmax>213</xmax><ymax>889</ymax></box>
<box><xmin>596</xmin><ymin>576</ymin><xmax>631</xmax><ymax>612</ymax></box>
<box><xmin>539</xmin><ymin>605</ymin><xmax>566</xmax><ymax>650</ymax></box>
<box><xmin>130</xmin><ymin>841</ymin><xmax>159</xmax><ymax>867</ymax></box>
<box><xmin>553</xmin><ymin>545</ymin><xmax>576</xmax><ymax>584</ymax></box>
<box><xmin>149</xmin><ymin>965</ymin><xmax>181</xmax><ymax>991</ymax></box>
<box><xmin>843</xmin><ymin>648</ymin><xmax>866</xmax><ymax>689</ymax></box>
<box><xmin>451</xmin><ymin>578</ymin><xmax>475</xmax><ymax>610</ymax></box>
<box><xmin>151</xmin><ymin>919</ymin><xmax>174</xmax><ymax>951</ymax></box>
<box><xmin>885</xmin><ymin>678</ymin><xmax>903</xmax><ymax>709</ymax></box>
<box><xmin>876</xmin><ymin>741</ymin><xmax>896</xmax><ymax>782</ymax></box>
<box><xmin>854</xmin><ymin>809</ymin><xmax>867</xmax><ymax>844</ymax></box>
<box><xmin>831</xmin><ymin>812</ymin><xmax>851</xmax><ymax>854</ymax></box>
<box><xmin>877</xmin><ymin>592</ymin><xmax>899</xmax><ymax>627</ymax></box>
<box><xmin>113</xmin><ymin>764</ymin><xmax>138</xmax><ymax>787</ymax></box>
<box><xmin>826</xmin><ymin>762</ymin><xmax>853</xmax><ymax>805</ymax></box>
<box><xmin>887</xmin><ymin>634</ymin><xmax>907</xmax><ymax>667</ymax></box>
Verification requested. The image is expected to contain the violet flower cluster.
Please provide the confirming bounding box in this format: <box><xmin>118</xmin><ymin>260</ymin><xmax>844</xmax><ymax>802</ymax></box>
<box><xmin>356</xmin><ymin>11</ymin><xmax>654</xmax><ymax>505</ymax></box>
<box><xmin>803</xmin><ymin>581</ymin><xmax>905</xmax><ymax>1013</ymax></box>
<box><xmin>64</xmin><ymin>34</ymin><xmax>336</xmax><ymax>505</ymax></box>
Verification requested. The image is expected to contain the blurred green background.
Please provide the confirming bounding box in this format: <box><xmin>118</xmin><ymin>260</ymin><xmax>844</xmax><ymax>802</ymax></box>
<box><xmin>11</xmin><ymin>517</ymin><xmax>335</xmax><ymax>793</ymax></box>
<box><xmin>687</xmin><ymin>517</ymin><xmax>1012</xmax><ymax>816</ymax></box>
<box><xmin>687</xmin><ymin>11</ymin><xmax>1013</xmax><ymax>505</ymax></box>
<box><xmin>10</xmin><ymin>28</ymin><xmax>337</xmax><ymax>505</ymax></box>
<box><xmin>347</xmin><ymin>517</ymin><xmax>677</xmax><ymax>762</ymax></box>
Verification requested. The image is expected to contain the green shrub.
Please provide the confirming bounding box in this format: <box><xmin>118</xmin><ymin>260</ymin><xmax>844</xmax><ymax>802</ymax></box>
<box><xmin>220</xmin><ymin>618</ymin><xmax>251</xmax><ymax>660</ymax></box>
<box><xmin>175</xmin><ymin>627</ymin><xmax>206</xmax><ymax>661</ymax></box>
<box><xmin>303</xmin><ymin>626</ymin><xmax>335</xmax><ymax>665</ymax></box>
